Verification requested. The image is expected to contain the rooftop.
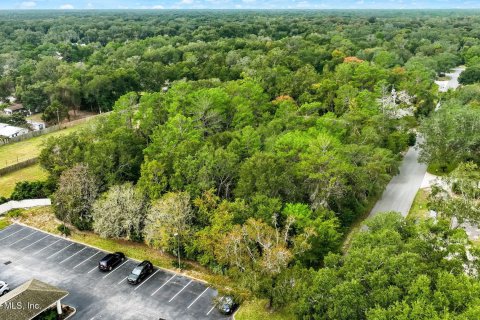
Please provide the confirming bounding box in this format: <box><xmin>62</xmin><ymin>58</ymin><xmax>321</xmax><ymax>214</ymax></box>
<box><xmin>0</xmin><ymin>279</ymin><xmax>69</xmax><ymax>320</ymax></box>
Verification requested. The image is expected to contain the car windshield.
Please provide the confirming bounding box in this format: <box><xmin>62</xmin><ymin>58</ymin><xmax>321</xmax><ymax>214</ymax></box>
<box><xmin>132</xmin><ymin>267</ymin><xmax>142</xmax><ymax>275</ymax></box>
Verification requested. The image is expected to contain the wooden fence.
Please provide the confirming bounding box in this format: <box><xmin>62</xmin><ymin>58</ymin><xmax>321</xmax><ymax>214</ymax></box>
<box><xmin>0</xmin><ymin>158</ymin><xmax>38</xmax><ymax>176</ymax></box>
<box><xmin>0</xmin><ymin>113</ymin><xmax>109</xmax><ymax>146</ymax></box>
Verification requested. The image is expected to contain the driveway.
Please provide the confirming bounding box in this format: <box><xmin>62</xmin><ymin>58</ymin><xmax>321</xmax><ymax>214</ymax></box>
<box><xmin>367</xmin><ymin>143</ymin><xmax>427</xmax><ymax>218</ymax></box>
<box><xmin>0</xmin><ymin>224</ymin><xmax>231</xmax><ymax>320</ymax></box>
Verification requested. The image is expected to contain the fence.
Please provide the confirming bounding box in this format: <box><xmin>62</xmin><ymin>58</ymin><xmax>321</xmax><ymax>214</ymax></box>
<box><xmin>0</xmin><ymin>113</ymin><xmax>109</xmax><ymax>146</ymax></box>
<box><xmin>0</xmin><ymin>158</ymin><xmax>38</xmax><ymax>176</ymax></box>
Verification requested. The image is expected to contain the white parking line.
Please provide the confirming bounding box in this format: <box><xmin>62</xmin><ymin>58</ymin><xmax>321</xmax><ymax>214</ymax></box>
<box><xmin>46</xmin><ymin>243</ymin><xmax>73</xmax><ymax>259</ymax></box>
<box><xmin>151</xmin><ymin>274</ymin><xmax>176</xmax><ymax>296</ymax></box>
<box><xmin>0</xmin><ymin>228</ymin><xmax>24</xmax><ymax>242</ymax></box>
<box><xmin>206</xmin><ymin>305</ymin><xmax>215</xmax><ymax>315</ymax></box>
<box><xmin>88</xmin><ymin>265</ymin><xmax>99</xmax><ymax>274</ymax></box>
<box><xmin>187</xmin><ymin>287</ymin><xmax>209</xmax><ymax>309</ymax></box>
<box><xmin>134</xmin><ymin>269</ymin><xmax>159</xmax><ymax>291</ymax></box>
<box><xmin>33</xmin><ymin>239</ymin><xmax>61</xmax><ymax>255</ymax></box>
<box><xmin>117</xmin><ymin>276</ymin><xmax>128</xmax><ymax>285</ymax></box>
<box><xmin>102</xmin><ymin>260</ymin><xmax>129</xmax><ymax>279</ymax></box>
<box><xmin>20</xmin><ymin>235</ymin><xmax>49</xmax><ymax>251</ymax></box>
<box><xmin>60</xmin><ymin>247</ymin><xmax>87</xmax><ymax>264</ymax></box>
<box><xmin>8</xmin><ymin>231</ymin><xmax>37</xmax><ymax>246</ymax></box>
<box><xmin>0</xmin><ymin>224</ymin><xmax>16</xmax><ymax>235</ymax></box>
<box><xmin>74</xmin><ymin>251</ymin><xmax>100</xmax><ymax>269</ymax></box>
<box><xmin>169</xmin><ymin>279</ymin><xmax>192</xmax><ymax>302</ymax></box>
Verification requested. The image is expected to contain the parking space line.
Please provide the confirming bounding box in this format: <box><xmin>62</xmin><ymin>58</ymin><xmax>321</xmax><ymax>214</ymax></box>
<box><xmin>0</xmin><ymin>224</ymin><xmax>16</xmax><ymax>235</ymax></box>
<box><xmin>187</xmin><ymin>287</ymin><xmax>209</xmax><ymax>309</ymax></box>
<box><xmin>88</xmin><ymin>265</ymin><xmax>99</xmax><ymax>274</ymax></box>
<box><xmin>60</xmin><ymin>247</ymin><xmax>87</xmax><ymax>264</ymax></box>
<box><xmin>20</xmin><ymin>235</ymin><xmax>49</xmax><ymax>250</ymax></box>
<box><xmin>134</xmin><ymin>269</ymin><xmax>159</xmax><ymax>291</ymax></box>
<box><xmin>169</xmin><ymin>279</ymin><xmax>192</xmax><ymax>302</ymax></box>
<box><xmin>102</xmin><ymin>260</ymin><xmax>129</xmax><ymax>279</ymax></box>
<box><xmin>74</xmin><ymin>251</ymin><xmax>100</xmax><ymax>269</ymax></box>
<box><xmin>33</xmin><ymin>239</ymin><xmax>61</xmax><ymax>255</ymax></box>
<box><xmin>117</xmin><ymin>276</ymin><xmax>128</xmax><ymax>285</ymax></box>
<box><xmin>151</xmin><ymin>274</ymin><xmax>176</xmax><ymax>296</ymax></box>
<box><xmin>206</xmin><ymin>305</ymin><xmax>215</xmax><ymax>315</ymax></box>
<box><xmin>8</xmin><ymin>231</ymin><xmax>37</xmax><ymax>246</ymax></box>
<box><xmin>46</xmin><ymin>243</ymin><xmax>73</xmax><ymax>259</ymax></box>
<box><xmin>0</xmin><ymin>228</ymin><xmax>24</xmax><ymax>242</ymax></box>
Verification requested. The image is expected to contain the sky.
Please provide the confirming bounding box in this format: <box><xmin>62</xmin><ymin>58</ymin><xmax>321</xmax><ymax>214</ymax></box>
<box><xmin>2</xmin><ymin>0</ymin><xmax>480</xmax><ymax>10</ymax></box>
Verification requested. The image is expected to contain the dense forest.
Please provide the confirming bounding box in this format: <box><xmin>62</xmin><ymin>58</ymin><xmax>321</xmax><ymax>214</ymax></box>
<box><xmin>2</xmin><ymin>10</ymin><xmax>480</xmax><ymax>319</ymax></box>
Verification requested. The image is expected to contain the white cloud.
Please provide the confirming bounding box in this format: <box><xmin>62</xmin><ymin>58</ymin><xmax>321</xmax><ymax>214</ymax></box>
<box><xmin>60</xmin><ymin>4</ymin><xmax>74</xmax><ymax>9</ymax></box>
<box><xmin>152</xmin><ymin>5</ymin><xmax>165</xmax><ymax>9</ymax></box>
<box><xmin>87</xmin><ymin>2</ymin><xmax>94</xmax><ymax>8</ymax></box>
<box><xmin>181</xmin><ymin>0</ymin><xmax>194</xmax><ymax>4</ymax></box>
<box><xmin>20</xmin><ymin>1</ymin><xmax>36</xmax><ymax>8</ymax></box>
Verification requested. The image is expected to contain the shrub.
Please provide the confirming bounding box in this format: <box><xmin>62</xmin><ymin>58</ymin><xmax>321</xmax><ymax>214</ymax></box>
<box><xmin>57</xmin><ymin>224</ymin><xmax>71</xmax><ymax>236</ymax></box>
<box><xmin>10</xmin><ymin>180</ymin><xmax>55</xmax><ymax>200</ymax></box>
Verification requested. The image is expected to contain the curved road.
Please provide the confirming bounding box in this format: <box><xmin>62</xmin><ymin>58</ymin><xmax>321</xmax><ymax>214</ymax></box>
<box><xmin>367</xmin><ymin>66</ymin><xmax>464</xmax><ymax>219</ymax></box>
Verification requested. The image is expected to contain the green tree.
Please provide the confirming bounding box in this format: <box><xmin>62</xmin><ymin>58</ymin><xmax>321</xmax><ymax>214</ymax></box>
<box><xmin>52</xmin><ymin>163</ymin><xmax>98</xmax><ymax>230</ymax></box>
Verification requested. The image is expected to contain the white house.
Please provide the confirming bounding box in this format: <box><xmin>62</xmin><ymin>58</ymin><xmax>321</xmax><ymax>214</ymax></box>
<box><xmin>27</xmin><ymin>120</ymin><xmax>46</xmax><ymax>131</ymax></box>
<box><xmin>0</xmin><ymin>123</ymin><xmax>29</xmax><ymax>138</ymax></box>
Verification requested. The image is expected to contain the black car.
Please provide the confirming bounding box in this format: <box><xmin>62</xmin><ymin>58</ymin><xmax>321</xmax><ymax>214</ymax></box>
<box><xmin>127</xmin><ymin>260</ymin><xmax>154</xmax><ymax>284</ymax></box>
<box><xmin>216</xmin><ymin>296</ymin><xmax>237</xmax><ymax>315</ymax></box>
<box><xmin>98</xmin><ymin>252</ymin><xmax>125</xmax><ymax>271</ymax></box>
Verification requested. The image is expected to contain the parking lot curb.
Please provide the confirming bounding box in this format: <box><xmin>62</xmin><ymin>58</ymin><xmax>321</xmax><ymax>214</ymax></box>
<box><xmin>13</xmin><ymin>221</ymin><xmax>209</xmax><ymax>286</ymax></box>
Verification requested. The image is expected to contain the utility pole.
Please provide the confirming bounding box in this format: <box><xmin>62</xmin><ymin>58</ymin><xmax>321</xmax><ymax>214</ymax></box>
<box><xmin>174</xmin><ymin>232</ymin><xmax>180</xmax><ymax>270</ymax></box>
<box><xmin>56</xmin><ymin>108</ymin><xmax>60</xmax><ymax>125</ymax></box>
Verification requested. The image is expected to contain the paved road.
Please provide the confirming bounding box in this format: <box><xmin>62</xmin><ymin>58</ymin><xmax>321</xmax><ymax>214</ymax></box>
<box><xmin>368</xmin><ymin>143</ymin><xmax>427</xmax><ymax>218</ymax></box>
<box><xmin>435</xmin><ymin>66</ymin><xmax>465</xmax><ymax>92</ymax></box>
<box><xmin>367</xmin><ymin>66</ymin><xmax>465</xmax><ymax>220</ymax></box>
<box><xmin>0</xmin><ymin>224</ymin><xmax>230</xmax><ymax>320</ymax></box>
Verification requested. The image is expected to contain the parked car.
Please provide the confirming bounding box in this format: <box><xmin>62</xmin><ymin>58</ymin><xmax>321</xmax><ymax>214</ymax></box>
<box><xmin>127</xmin><ymin>260</ymin><xmax>154</xmax><ymax>284</ymax></box>
<box><xmin>0</xmin><ymin>281</ymin><xmax>9</xmax><ymax>296</ymax></box>
<box><xmin>98</xmin><ymin>252</ymin><xmax>125</xmax><ymax>271</ymax></box>
<box><xmin>216</xmin><ymin>296</ymin><xmax>237</xmax><ymax>315</ymax></box>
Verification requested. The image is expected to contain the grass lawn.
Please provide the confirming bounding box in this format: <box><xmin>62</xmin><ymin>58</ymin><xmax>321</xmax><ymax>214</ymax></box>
<box><xmin>427</xmin><ymin>162</ymin><xmax>457</xmax><ymax>176</ymax></box>
<box><xmin>0</xmin><ymin>164</ymin><xmax>48</xmax><ymax>197</ymax></box>
<box><xmin>0</xmin><ymin>121</ymin><xmax>93</xmax><ymax>169</ymax></box>
<box><xmin>235</xmin><ymin>299</ymin><xmax>295</xmax><ymax>320</ymax></box>
<box><xmin>407</xmin><ymin>188</ymin><xmax>431</xmax><ymax>220</ymax></box>
<box><xmin>0</xmin><ymin>217</ymin><xmax>11</xmax><ymax>230</ymax></box>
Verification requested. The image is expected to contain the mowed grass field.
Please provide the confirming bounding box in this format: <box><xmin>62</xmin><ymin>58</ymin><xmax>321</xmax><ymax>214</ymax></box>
<box><xmin>0</xmin><ymin>121</ymin><xmax>92</xmax><ymax>169</ymax></box>
<box><xmin>0</xmin><ymin>164</ymin><xmax>48</xmax><ymax>197</ymax></box>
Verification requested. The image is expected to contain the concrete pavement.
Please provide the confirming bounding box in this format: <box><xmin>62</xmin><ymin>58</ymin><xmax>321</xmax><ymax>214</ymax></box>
<box><xmin>367</xmin><ymin>144</ymin><xmax>427</xmax><ymax>218</ymax></box>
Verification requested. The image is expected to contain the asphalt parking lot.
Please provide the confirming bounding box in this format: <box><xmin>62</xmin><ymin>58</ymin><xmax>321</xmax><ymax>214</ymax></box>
<box><xmin>0</xmin><ymin>223</ymin><xmax>232</xmax><ymax>320</ymax></box>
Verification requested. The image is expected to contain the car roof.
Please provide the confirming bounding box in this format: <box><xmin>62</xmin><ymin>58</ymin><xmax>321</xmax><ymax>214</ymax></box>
<box><xmin>0</xmin><ymin>281</ymin><xmax>5</xmax><ymax>286</ymax></box>
<box><xmin>138</xmin><ymin>260</ymin><xmax>151</xmax><ymax>266</ymax></box>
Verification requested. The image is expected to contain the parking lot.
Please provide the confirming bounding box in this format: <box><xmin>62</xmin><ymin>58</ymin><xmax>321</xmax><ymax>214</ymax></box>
<box><xmin>0</xmin><ymin>223</ymin><xmax>232</xmax><ymax>320</ymax></box>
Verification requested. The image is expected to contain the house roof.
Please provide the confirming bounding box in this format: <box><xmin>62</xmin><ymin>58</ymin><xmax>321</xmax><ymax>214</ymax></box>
<box><xmin>4</xmin><ymin>104</ymin><xmax>24</xmax><ymax>111</ymax></box>
<box><xmin>0</xmin><ymin>123</ymin><xmax>27</xmax><ymax>138</ymax></box>
<box><xmin>0</xmin><ymin>279</ymin><xmax>69</xmax><ymax>320</ymax></box>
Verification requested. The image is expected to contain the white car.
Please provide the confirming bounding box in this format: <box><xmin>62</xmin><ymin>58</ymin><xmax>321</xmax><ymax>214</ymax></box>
<box><xmin>0</xmin><ymin>281</ymin><xmax>9</xmax><ymax>296</ymax></box>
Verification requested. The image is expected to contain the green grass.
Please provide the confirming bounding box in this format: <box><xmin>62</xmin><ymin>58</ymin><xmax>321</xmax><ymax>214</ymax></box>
<box><xmin>0</xmin><ymin>164</ymin><xmax>48</xmax><ymax>197</ymax></box>
<box><xmin>0</xmin><ymin>121</ymin><xmax>92</xmax><ymax>169</ymax></box>
<box><xmin>427</xmin><ymin>162</ymin><xmax>457</xmax><ymax>176</ymax></box>
<box><xmin>407</xmin><ymin>189</ymin><xmax>430</xmax><ymax>220</ymax></box>
<box><xmin>235</xmin><ymin>299</ymin><xmax>295</xmax><ymax>320</ymax></box>
<box><xmin>0</xmin><ymin>218</ymin><xmax>11</xmax><ymax>230</ymax></box>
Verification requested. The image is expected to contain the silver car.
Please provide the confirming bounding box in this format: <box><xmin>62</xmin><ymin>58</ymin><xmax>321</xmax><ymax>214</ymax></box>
<box><xmin>0</xmin><ymin>281</ymin><xmax>9</xmax><ymax>296</ymax></box>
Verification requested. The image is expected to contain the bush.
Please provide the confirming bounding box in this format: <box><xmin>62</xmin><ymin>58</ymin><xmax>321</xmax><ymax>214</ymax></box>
<box><xmin>10</xmin><ymin>180</ymin><xmax>55</xmax><ymax>200</ymax></box>
<box><xmin>6</xmin><ymin>209</ymin><xmax>24</xmax><ymax>218</ymax></box>
<box><xmin>0</xmin><ymin>196</ymin><xmax>7</xmax><ymax>205</ymax></box>
<box><xmin>408</xmin><ymin>132</ymin><xmax>417</xmax><ymax>146</ymax></box>
<box><xmin>57</xmin><ymin>224</ymin><xmax>71</xmax><ymax>236</ymax></box>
